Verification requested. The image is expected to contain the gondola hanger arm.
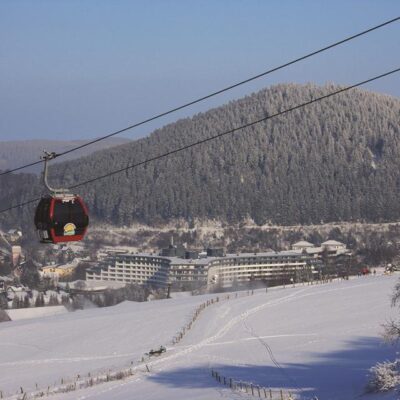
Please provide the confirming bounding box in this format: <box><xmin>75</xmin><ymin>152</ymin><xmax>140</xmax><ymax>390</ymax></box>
<box><xmin>41</xmin><ymin>150</ymin><xmax>70</xmax><ymax>197</ymax></box>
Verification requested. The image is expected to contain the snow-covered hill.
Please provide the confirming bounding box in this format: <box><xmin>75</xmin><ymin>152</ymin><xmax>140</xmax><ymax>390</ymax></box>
<box><xmin>1</xmin><ymin>275</ymin><xmax>398</xmax><ymax>400</ymax></box>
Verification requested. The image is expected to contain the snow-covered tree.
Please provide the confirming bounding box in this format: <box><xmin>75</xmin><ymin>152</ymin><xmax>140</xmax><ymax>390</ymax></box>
<box><xmin>368</xmin><ymin>278</ymin><xmax>400</xmax><ymax>393</ymax></box>
<box><xmin>368</xmin><ymin>361</ymin><xmax>400</xmax><ymax>392</ymax></box>
<box><xmin>48</xmin><ymin>294</ymin><xmax>59</xmax><ymax>306</ymax></box>
<box><xmin>384</xmin><ymin>279</ymin><xmax>400</xmax><ymax>343</ymax></box>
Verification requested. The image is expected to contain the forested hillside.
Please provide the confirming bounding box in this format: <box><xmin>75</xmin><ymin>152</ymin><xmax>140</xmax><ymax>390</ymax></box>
<box><xmin>1</xmin><ymin>83</ymin><xmax>400</xmax><ymax>231</ymax></box>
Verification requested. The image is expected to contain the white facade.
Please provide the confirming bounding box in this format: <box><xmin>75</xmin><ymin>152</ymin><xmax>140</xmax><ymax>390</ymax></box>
<box><xmin>86</xmin><ymin>254</ymin><xmax>170</xmax><ymax>286</ymax></box>
<box><xmin>321</xmin><ymin>240</ymin><xmax>346</xmax><ymax>252</ymax></box>
<box><xmin>86</xmin><ymin>250</ymin><xmax>319</xmax><ymax>288</ymax></box>
<box><xmin>206</xmin><ymin>251</ymin><xmax>315</xmax><ymax>287</ymax></box>
<box><xmin>169</xmin><ymin>260</ymin><xmax>208</xmax><ymax>284</ymax></box>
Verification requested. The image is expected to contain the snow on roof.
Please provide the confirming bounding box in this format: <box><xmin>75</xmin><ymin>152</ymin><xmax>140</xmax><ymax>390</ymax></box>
<box><xmin>168</xmin><ymin>250</ymin><xmax>305</xmax><ymax>266</ymax></box>
<box><xmin>42</xmin><ymin>259</ymin><xmax>80</xmax><ymax>270</ymax></box>
<box><xmin>168</xmin><ymin>257</ymin><xmax>211</xmax><ymax>266</ymax></box>
<box><xmin>225</xmin><ymin>250</ymin><xmax>303</xmax><ymax>258</ymax></box>
<box><xmin>7</xmin><ymin>285</ymin><xmax>27</xmax><ymax>292</ymax></box>
<box><xmin>292</xmin><ymin>241</ymin><xmax>315</xmax><ymax>248</ymax></box>
<box><xmin>100</xmin><ymin>250</ymin><xmax>308</xmax><ymax>269</ymax></box>
<box><xmin>322</xmin><ymin>240</ymin><xmax>345</xmax><ymax>246</ymax></box>
<box><xmin>8</xmin><ymin>229</ymin><xmax>22</xmax><ymax>236</ymax></box>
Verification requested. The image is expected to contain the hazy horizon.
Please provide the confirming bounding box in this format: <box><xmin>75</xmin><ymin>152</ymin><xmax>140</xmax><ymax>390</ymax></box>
<box><xmin>1</xmin><ymin>0</ymin><xmax>399</xmax><ymax>142</ymax></box>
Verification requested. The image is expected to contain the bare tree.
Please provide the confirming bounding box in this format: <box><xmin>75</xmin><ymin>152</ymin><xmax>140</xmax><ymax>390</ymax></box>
<box><xmin>384</xmin><ymin>281</ymin><xmax>400</xmax><ymax>343</ymax></box>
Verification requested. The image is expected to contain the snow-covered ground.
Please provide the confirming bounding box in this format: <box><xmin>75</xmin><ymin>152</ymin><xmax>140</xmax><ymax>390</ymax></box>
<box><xmin>0</xmin><ymin>274</ymin><xmax>399</xmax><ymax>400</ymax></box>
<box><xmin>5</xmin><ymin>305</ymin><xmax>68</xmax><ymax>321</ymax></box>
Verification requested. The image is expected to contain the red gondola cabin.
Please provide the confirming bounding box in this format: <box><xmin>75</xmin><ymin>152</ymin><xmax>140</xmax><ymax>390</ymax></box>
<box><xmin>34</xmin><ymin>195</ymin><xmax>89</xmax><ymax>244</ymax></box>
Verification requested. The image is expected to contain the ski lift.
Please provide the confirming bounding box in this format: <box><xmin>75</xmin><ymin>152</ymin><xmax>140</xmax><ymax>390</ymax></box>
<box><xmin>34</xmin><ymin>151</ymin><xmax>89</xmax><ymax>244</ymax></box>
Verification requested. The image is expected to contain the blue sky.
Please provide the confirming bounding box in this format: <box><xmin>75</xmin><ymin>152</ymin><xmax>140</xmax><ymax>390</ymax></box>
<box><xmin>0</xmin><ymin>0</ymin><xmax>399</xmax><ymax>141</ymax></box>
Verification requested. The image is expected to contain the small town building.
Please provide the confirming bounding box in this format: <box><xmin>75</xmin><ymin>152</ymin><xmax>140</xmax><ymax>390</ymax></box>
<box><xmin>321</xmin><ymin>240</ymin><xmax>347</xmax><ymax>252</ymax></box>
<box><xmin>292</xmin><ymin>241</ymin><xmax>315</xmax><ymax>251</ymax></box>
<box><xmin>41</xmin><ymin>259</ymin><xmax>80</xmax><ymax>281</ymax></box>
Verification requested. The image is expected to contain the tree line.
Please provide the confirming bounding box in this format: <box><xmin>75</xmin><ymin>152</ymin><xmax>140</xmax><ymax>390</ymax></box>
<box><xmin>1</xmin><ymin>83</ymin><xmax>400</xmax><ymax>233</ymax></box>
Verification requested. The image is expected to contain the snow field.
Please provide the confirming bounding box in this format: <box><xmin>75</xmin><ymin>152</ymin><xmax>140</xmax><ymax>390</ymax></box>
<box><xmin>0</xmin><ymin>293</ymin><xmax>218</xmax><ymax>396</ymax></box>
<box><xmin>1</xmin><ymin>274</ymin><xmax>399</xmax><ymax>400</ymax></box>
<box><xmin>5</xmin><ymin>306</ymin><xmax>68</xmax><ymax>321</ymax></box>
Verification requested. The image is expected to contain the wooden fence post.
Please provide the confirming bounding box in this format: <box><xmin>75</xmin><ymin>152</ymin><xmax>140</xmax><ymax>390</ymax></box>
<box><xmin>280</xmin><ymin>389</ymin><xmax>284</xmax><ymax>400</ymax></box>
<box><xmin>269</xmin><ymin>388</ymin><xmax>273</xmax><ymax>399</ymax></box>
<box><xmin>229</xmin><ymin>378</ymin><xmax>232</xmax><ymax>388</ymax></box>
<box><xmin>251</xmin><ymin>384</ymin><xmax>254</xmax><ymax>395</ymax></box>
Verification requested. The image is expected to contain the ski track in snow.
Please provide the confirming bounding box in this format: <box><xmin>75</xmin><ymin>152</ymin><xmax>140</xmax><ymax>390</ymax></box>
<box><xmin>173</xmin><ymin>333</ymin><xmax>318</xmax><ymax>349</ymax></box>
<box><xmin>105</xmin><ymin>280</ymin><xmax>387</xmax><ymax>396</ymax></box>
<box><xmin>68</xmin><ymin>281</ymin><xmax>372</xmax><ymax>399</ymax></box>
<box><xmin>48</xmin><ymin>287</ymin><xmax>315</xmax><ymax>400</ymax></box>
<box><xmin>144</xmin><ymin>286</ymin><xmax>312</xmax><ymax>370</ymax></box>
<box><xmin>3</xmin><ymin>282</ymin><xmax>377</xmax><ymax>370</ymax></box>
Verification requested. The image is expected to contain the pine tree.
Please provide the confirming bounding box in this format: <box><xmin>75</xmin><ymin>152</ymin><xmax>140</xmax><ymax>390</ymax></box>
<box><xmin>48</xmin><ymin>294</ymin><xmax>59</xmax><ymax>306</ymax></box>
<box><xmin>11</xmin><ymin>296</ymin><xmax>20</xmax><ymax>309</ymax></box>
<box><xmin>23</xmin><ymin>294</ymin><xmax>30</xmax><ymax>308</ymax></box>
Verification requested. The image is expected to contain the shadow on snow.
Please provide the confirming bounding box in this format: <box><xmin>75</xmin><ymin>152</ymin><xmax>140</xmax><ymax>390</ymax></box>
<box><xmin>147</xmin><ymin>336</ymin><xmax>396</xmax><ymax>400</ymax></box>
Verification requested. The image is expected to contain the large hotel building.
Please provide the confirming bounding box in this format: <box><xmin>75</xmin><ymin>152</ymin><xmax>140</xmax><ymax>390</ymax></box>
<box><xmin>85</xmin><ymin>240</ymin><xmax>347</xmax><ymax>288</ymax></box>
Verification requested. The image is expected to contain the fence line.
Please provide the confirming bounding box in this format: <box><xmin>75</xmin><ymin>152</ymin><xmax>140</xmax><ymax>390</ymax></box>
<box><xmin>172</xmin><ymin>290</ymin><xmax>255</xmax><ymax>345</ymax></box>
<box><xmin>172</xmin><ymin>295</ymin><xmax>220</xmax><ymax>345</ymax></box>
<box><xmin>210</xmin><ymin>369</ymin><xmax>295</xmax><ymax>400</ymax></box>
<box><xmin>1</xmin><ymin>294</ymin><xmax>238</xmax><ymax>399</ymax></box>
<box><xmin>1</xmin><ymin>365</ymin><xmax>149</xmax><ymax>399</ymax></box>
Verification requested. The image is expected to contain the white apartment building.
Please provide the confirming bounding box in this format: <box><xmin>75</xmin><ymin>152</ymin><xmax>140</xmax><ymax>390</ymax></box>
<box><xmin>86</xmin><ymin>249</ymin><xmax>320</xmax><ymax>288</ymax></box>
<box><xmin>206</xmin><ymin>251</ymin><xmax>317</xmax><ymax>287</ymax></box>
<box><xmin>86</xmin><ymin>253</ymin><xmax>171</xmax><ymax>286</ymax></box>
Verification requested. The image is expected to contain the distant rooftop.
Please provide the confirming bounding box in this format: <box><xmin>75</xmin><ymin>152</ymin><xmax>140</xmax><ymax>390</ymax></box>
<box><xmin>292</xmin><ymin>241</ymin><xmax>315</xmax><ymax>248</ymax></box>
<box><xmin>42</xmin><ymin>259</ymin><xmax>80</xmax><ymax>270</ymax></box>
<box><xmin>322</xmin><ymin>240</ymin><xmax>345</xmax><ymax>246</ymax></box>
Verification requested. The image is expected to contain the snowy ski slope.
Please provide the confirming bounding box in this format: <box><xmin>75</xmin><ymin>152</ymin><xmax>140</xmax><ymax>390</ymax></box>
<box><xmin>0</xmin><ymin>274</ymin><xmax>398</xmax><ymax>400</ymax></box>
